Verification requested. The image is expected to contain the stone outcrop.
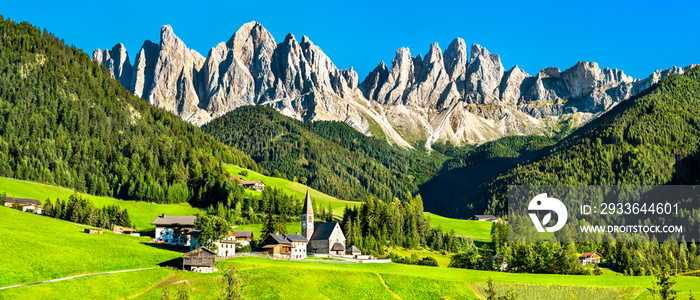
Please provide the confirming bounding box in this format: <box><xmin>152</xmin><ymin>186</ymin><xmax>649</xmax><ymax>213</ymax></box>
<box><xmin>93</xmin><ymin>22</ymin><xmax>693</xmax><ymax>148</ymax></box>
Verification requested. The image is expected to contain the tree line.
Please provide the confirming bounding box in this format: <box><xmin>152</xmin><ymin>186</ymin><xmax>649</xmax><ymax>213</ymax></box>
<box><xmin>42</xmin><ymin>193</ymin><xmax>134</xmax><ymax>230</ymax></box>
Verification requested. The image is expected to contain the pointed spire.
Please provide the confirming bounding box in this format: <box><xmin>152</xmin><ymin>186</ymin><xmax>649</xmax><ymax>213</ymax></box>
<box><xmin>302</xmin><ymin>190</ymin><xmax>314</xmax><ymax>215</ymax></box>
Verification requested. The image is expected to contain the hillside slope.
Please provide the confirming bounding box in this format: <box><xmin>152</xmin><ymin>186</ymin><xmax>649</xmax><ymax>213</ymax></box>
<box><xmin>0</xmin><ymin>17</ymin><xmax>257</xmax><ymax>207</ymax></box>
<box><xmin>466</xmin><ymin>66</ymin><xmax>700</xmax><ymax>216</ymax></box>
<box><xmin>203</xmin><ymin>105</ymin><xmax>441</xmax><ymax>201</ymax></box>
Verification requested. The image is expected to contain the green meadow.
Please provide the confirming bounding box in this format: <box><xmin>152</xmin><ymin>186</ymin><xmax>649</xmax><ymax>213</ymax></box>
<box><xmin>425</xmin><ymin>212</ymin><xmax>493</xmax><ymax>242</ymax></box>
<box><xmin>0</xmin><ymin>207</ymin><xmax>183</xmax><ymax>287</ymax></box>
<box><xmin>0</xmin><ymin>177</ymin><xmax>203</xmax><ymax>230</ymax></box>
<box><xmin>225</xmin><ymin>164</ymin><xmax>360</xmax><ymax>215</ymax></box>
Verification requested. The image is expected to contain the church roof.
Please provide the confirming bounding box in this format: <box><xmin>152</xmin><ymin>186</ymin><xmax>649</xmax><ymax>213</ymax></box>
<box><xmin>302</xmin><ymin>190</ymin><xmax>313</xmax><ymax>216</ymax></box>
<box><xmin>310</xmin><ymin>222</ymin><xmax>339</xmax><ymax>241</ymax></box>
<box><xmin>331</xmin><ymin>242</ymin><xmax>345</xmax><ymax>251</ymax></box>
<box><xmin>283</xmin><ymin>233</ymin><xmax>308</xmax><ymax>242</ymax></box>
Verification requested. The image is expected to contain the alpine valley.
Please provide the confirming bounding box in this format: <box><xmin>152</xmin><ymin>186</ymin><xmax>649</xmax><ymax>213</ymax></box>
<box><xmin>94</xmin><ymin>21</ymin><xmax>695</xmax><ymax>149</ymax></box>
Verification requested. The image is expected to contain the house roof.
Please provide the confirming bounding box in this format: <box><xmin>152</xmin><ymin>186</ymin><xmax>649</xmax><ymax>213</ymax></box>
<box><xmin>310</xmin><ymin>222</ymin><xmax>340</xmax><ymax>241</ymax></box>
<box><xmin>579</xmin><ymin>252</ymin><xmax>601</xmax><ymax>258</ymax></box>
<box><xmin>5</xmin><ymin>198</ymin><xmax>42</xmax><ymax>206</ymax></box>
<box><xmin>113</xmin><ymin>225</ymin><xmax>137</xmax><ymax>232</ymax></box>
<box><xmin>233</xmin><ymin>230</ymin><xmax>253</xmax><ymax>238</ymax></box>
<box><xmin>283</xmin><ymin>234</ymin><xmax>308</xmax><ymax>242</ymax></box>
<box><xmin>346</xmin><ymin>245</ymin><xmax>361</xmax><ymax>253</ymax></box>
<box><xmin>151</xmin><ymin>215</ymin><xmax>196</xmax><ymax>227</ymax></box>
<box><xmin>472</xmin><ymin>215</ymin><xmax>499</xmax><ymax>221</ymax></box>
<box><xmin>264</xmin><ymin>233</ymin><xmax>292</xmax><ymax>245</ymax></box>
<box><xmin>331</xmin><ymin>242</ymin><xmax>345</xmax><ymax>251</ymax></box>
<box><xmin>187</xmin><ymin>230</ymin><xmax>201</xmax><ymax>237</ymax></box>
<box><xmin>240</xmin><ymin>180</ymin><xmax>263</xmax><ymax>185</ymax></box>
<box><xmin>302</xmin><ymin>190</ymin><xmax>313</xmax><ymax>216</ymax></box>
<box><xmin>184</xmin><ymin>247</ymin><xmax>215</xmax><ymax>257</ymax></box>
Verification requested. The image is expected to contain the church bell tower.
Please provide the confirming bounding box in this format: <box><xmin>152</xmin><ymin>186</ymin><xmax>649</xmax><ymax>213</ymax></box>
<box><xmin>302</xmin><ymin>190</ymin><xmax>314</xmax><ymax>239</ymax></box>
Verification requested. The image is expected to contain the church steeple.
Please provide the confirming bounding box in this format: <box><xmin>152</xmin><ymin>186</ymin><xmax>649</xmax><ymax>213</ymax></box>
<box><xmin>302</xmin><ymin>190</ymin><xmax>314</xmax><ymax>239</ymax></box>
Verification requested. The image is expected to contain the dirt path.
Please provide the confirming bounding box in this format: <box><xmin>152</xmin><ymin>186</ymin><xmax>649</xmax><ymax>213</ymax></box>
<box><xmin>0</xmin><ymin>267</ymin><xmax>158</xmax><ymax>290</ymax></box>
<box><xmin>376</xmin><ymin>273</ymin><xmax>403</xmax><ymax>300</ymax></box>
<box><xmin>123</xmin><ymin>272</ymin><xmax>177</xmax><ymax>299</ymax></box>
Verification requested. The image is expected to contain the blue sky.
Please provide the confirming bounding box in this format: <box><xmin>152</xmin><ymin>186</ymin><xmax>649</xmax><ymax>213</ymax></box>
<box><xmin>4</xmin><ymin>0</ymin><xmax>699</xmax><ymax>79</ymax></box>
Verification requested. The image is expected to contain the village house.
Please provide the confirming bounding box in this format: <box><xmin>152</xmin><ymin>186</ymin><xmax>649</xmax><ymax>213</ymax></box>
<box><xmin>84</xmin><ymin>228</ymin><xmax>103</xmax><ymax>234</ymax></box>
<box><xmin>579</xmin><ymin>252</ymin><xmax>602</xmax><ymax>265</ymax></box>
<box><xmin>189</xmin><ymin>230</ymin><xmax>255</xmax><ymax>258</ymax></box>
<box><xmin>261</xmin><ymin>233</ymin><xmax>309</xmax><ymax>260</ymax></box>
<box><xmin>301</xmin><ymin>190</ymin><xmax>346</xmax><ymax>255</ymax></box>
<box><xmin>183</xmin><ymin>247</ymin><xmax>217</xmax><ymax>273</ymax></box>
<box><xmin>470</xmin><ymin>215</ymin><xmax>502</xmax><ymax>222</ymax></box>
<box><xmin>151</xmin><ymin>214</ymin><xmax>196</xmax><ymax>246</ymax></box>
<box><xmin>4</xmin><ymin>197</ymin><xmax>43</xmax><ymax>214</ymax></box>
<box><xmin>239</xmin><ymin>180</ymin><xmax>265</xmax><ymax>192</ymax></box>
<box><xmin>113</xmin><ymin>225</ymin><xmax>139</xmax><ymax>236</ymax></box>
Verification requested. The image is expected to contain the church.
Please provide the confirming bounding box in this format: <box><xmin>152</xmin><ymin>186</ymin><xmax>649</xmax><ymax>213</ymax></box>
<box><xmin>302</xmin><ymin>190</ymin><xmax>346</xmax><ymax>255</ymax></box>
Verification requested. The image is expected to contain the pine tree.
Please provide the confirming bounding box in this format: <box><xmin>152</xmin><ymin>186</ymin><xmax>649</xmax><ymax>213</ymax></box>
<box><xmin>484</xmin><ymin>277</ymin><xmax>497</xmax><ymax>300</ymax></box>
<box><xmin>260</xmin><ymin>210</ymin><xmax>275</xmax><ymax>238</ymax></box>
<box><xmin>221</xmin><ymin>268</ymin><xmax>244</xmax><ymax>300</ymax></box>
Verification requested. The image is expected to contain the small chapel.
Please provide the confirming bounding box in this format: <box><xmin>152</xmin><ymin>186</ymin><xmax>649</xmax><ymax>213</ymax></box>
<box><xmin>301</xmin><ymin>190</ymin><xmax>346</xmax><ymax>255</ymax></box>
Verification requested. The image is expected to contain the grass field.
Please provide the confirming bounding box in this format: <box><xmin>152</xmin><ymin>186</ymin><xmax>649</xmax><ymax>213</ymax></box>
<box><xmin>0</xmin><ymin>207</ymin><xmax>184</xmax><ymax>287</ymax></box>
<box><xmin>386</xmin><ymin>246</ymin><xmax>453</xmax><ymax>267</ymax></box>
<box><xmin>0</xmin><ymin>177</ymin><xmax>203</xmax><ymax>230</ymax></box>
<box><xmin>4</xmin><ymin>243</ymin><xmax>700</xmax><ymax>299</ymax></box>
<box><xmin>425</xmin><ymin>212</ymin><xmax>493</xmax><ymax>242</ymax></box>
<box><xmin>225</xmin><ymin>164</ymin><xmax>360</xmax><ymax>216</ymax></box>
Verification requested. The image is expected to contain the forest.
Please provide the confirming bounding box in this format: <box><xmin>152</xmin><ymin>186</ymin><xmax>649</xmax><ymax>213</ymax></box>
<box><xmin>202</xmin><ymin>105</ymin><xmax>442</xmax><ymax>202</ymax></box>
<box><xmin>0</xmin><ymin>17</ymin><xmax>258</xmax><ymax>207</ymax></box>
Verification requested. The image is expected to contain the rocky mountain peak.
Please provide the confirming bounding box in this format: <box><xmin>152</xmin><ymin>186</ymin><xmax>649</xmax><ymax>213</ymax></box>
<box><xmin>444</xmin><ymin>38</ymin><xmax>468</xmax><ymax>82</ymax></box>
<box><xmin>91</xmin><ymin>43</ymin><xmax>133</xmax><ymax>90</ymax></box>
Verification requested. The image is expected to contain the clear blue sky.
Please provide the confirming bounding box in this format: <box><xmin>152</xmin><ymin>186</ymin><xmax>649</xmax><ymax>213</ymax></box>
<box><xmin>3</xmin><ymin>0</ymin><xmax>699</xmax><ymax>79</ymax></box>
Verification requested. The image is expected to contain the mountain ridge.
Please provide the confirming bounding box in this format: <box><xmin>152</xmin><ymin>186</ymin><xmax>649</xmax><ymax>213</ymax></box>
<box><xmin>93</xmin><ymin>22</ymin><xmax>697</xmax><ymax>148</ymax></box>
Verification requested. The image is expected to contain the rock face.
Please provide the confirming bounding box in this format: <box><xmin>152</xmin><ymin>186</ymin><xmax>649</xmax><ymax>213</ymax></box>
<box><xmin>93</xmin><ymin>22</ymin><xmax>694</xmax><ymax>148</ymax></box>
<box><xmin>92</xmin><ymin>43</ymin><xmax>132</xmax><ymax>89</ymax></box>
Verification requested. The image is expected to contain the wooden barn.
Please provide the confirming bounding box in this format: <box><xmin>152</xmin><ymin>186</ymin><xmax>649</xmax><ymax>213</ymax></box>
<box><xmin>84</xmin><ymin>228</ymin><xmax>103</xmax><ymax>234</ymax></box>
<box><xmin>183</xmin><ymin>247</ymin><xmax>216</xmax><ymax>273</ymax></box>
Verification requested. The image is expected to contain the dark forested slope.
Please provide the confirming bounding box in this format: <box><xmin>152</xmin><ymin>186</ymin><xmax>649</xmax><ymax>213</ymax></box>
<box><xmin>202</xmin><ymin>105</ymin><xmax>441</xmax><ymax>201</ymax></box>
<box><xmin>0</xmin><ymin>17</ymin><xmax>257</xmax><ymax>206</ymax></box>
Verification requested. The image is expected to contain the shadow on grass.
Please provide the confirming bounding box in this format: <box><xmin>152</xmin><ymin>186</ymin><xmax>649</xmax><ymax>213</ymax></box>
<box><xmin>140</xmin><ymin>242</ymin><xmax>190</xmax><ymax>253</ymax></box>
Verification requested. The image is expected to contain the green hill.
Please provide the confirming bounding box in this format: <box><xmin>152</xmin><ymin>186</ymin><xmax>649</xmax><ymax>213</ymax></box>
<box><xmin>0</xmin><ymin>176</ymin><xmax>202</xmax><ymax>230</ymax></box>
<box><xmin>424</xmin><ymin>212</ymin><xmax>492</xmax><ymax>242</ymax></box>
<box><xmin>482</xmin><ymin>66</ymin><xmax>700</xmax><ymax>215</ymax></box>
<box><xmin>0</xmin><ymin>207</ymin><xmax>182</xmax><ymax>287</ymax></box>
<box><xmin>0</xmin><ymin>17</ymin><xmax>257</xmax><ymax>208</ymax></box>
<box><xmin>202</xmin><ymin>105</ymin><xmax>443</xmax><ymax>202</ymax></box>
<box><xmin>225</xmin><ymin>164</ymin><xmax>359</xmax><ymax>216</ymax></box>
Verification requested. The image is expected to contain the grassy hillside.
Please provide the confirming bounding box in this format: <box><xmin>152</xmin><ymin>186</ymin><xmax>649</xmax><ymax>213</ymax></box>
<box><xmin>424</xmin><ymin>212</ymin><xmax>492</xmax><ymax>242</ymax></box>
<box><xmin>0</xmin><ymin>207</ymin><xmax>183</xmax><ymax>287</ymax></box>
<box><xmin>225</xmin><ymin>164</ymin><xmax>359</xmax><ymax>216</ymax></box>
<box><xmin>202</xmin><ymin>105</ymin><xmax>442</xmax><ymax>202</ymax></box>
<box><xmin>0</xmin><ymin>177</ymin><xmax>202</xmax><ymax>230</ymax></box>
<box><xmin>13</xmin><ymin>256</ymin><xmax>699</xmax><ymax>299</ymax></box>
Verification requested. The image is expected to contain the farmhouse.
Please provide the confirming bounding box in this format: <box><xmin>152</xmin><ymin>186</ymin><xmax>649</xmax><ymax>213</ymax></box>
<box><xmin>240</xmin><ymin>180</ymin><xmax>265</xmax><ymax>192</ymax></box>
<box><xmin>301</xmin><ymin>190</ymin><xmax>346</xmax><ymax>254</ymax></box>
<box><xmin>579</xmin><ymin>252</ymin><xmax>602</xmax><ymax>265</ymax></box>
<box><xmin>151</xmin><ymin>214</ymin><xmax>196</xmax><ymax>246</ymax></box>
<box><xmin>3</xmin><ymin>197</ymin><xmax>43</xmax><ymax>214</ymax></box>
<box><xmin>189</xmin><ymin>230</ymin><xmax>255</xmax><ymax>258</ymax></box>
<box><xmin>113</xmin><ymin>225</ymin><xmax>139</xmax><ymax>236</ymax></box>
<box><xmin>470</xmin><ymin>215</ymin><xmax>502</xmax><ymax>222</ymax></box>
<box><xmin>84</xmin><ymin>228</ymin><xmax>103</xmax><ymax>234</ymax></box>
<box><xmin>183</xmin><ymin>247</ymin><xmax>216</xmax><ymax>273</ymax></box>
<box><xmin>261</xmin><ymin>233</ymin><xmax>309</xmax><ymax>260</ymax></box>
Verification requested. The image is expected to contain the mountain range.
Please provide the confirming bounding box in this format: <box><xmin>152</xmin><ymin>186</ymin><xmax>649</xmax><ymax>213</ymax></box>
<box><xmin>93</xmin><ymin>22</ymin><xmax>695</xmax><ymax>149</ymax></box>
